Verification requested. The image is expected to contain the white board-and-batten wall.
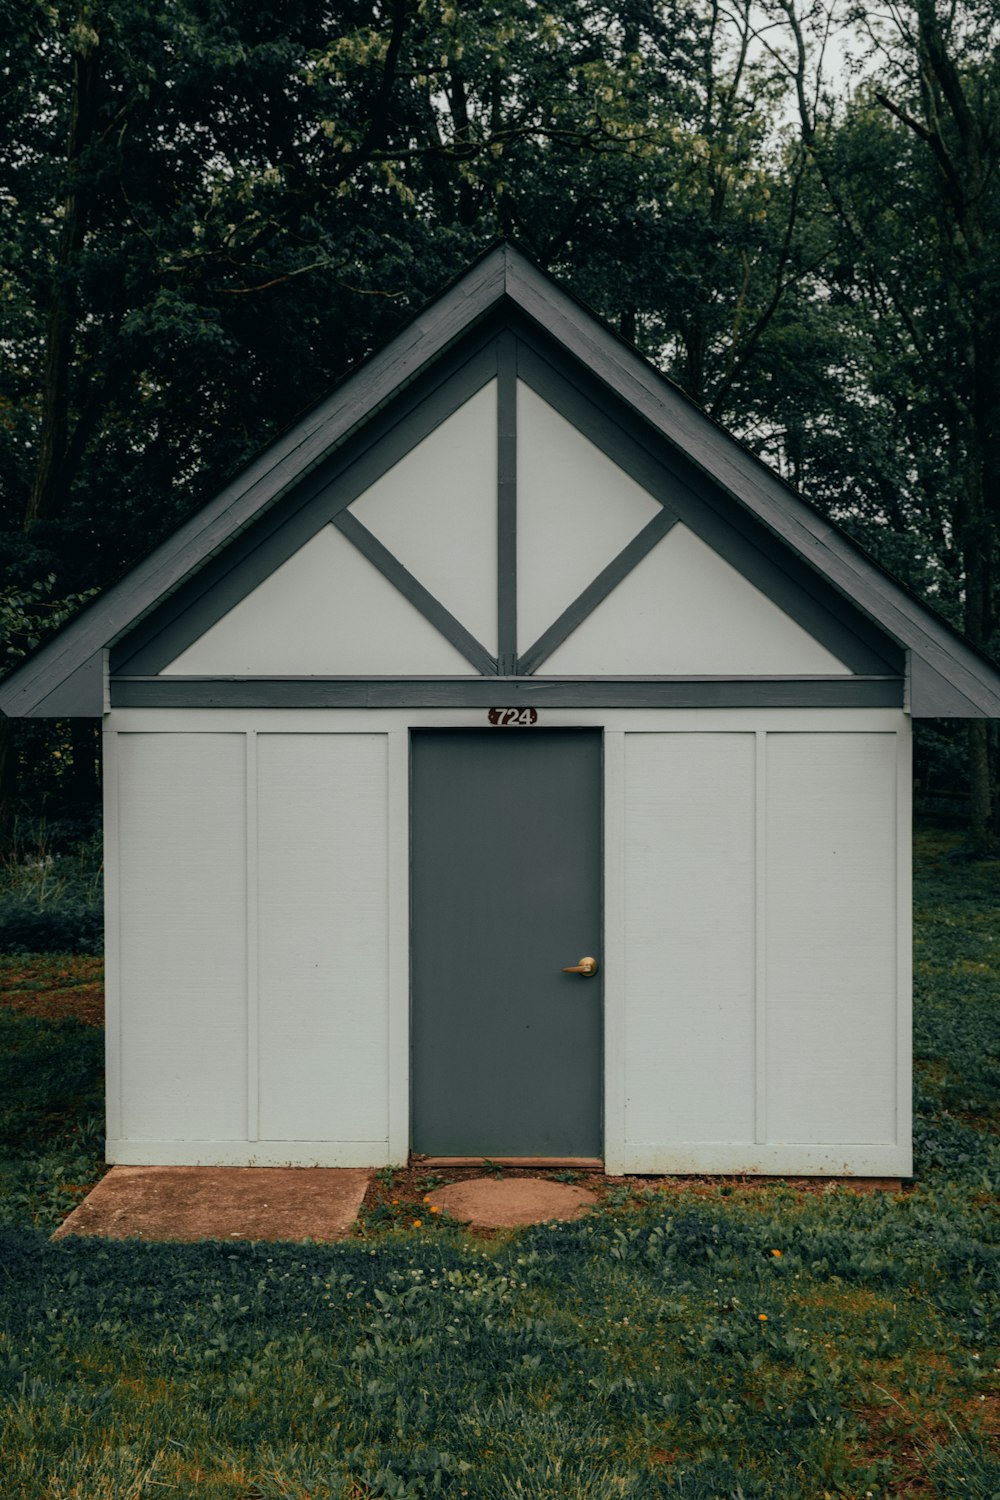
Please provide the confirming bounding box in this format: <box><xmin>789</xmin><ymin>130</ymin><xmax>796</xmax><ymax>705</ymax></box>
<box><xmin>104</xmin><ymin>707</ymin><xmax>910</xmax><ymax>1176</ymax></box>
<box><xmin>101</xmin><ymin>362</ymin><xmax>912</xmax><ymax>1177</ymax></box>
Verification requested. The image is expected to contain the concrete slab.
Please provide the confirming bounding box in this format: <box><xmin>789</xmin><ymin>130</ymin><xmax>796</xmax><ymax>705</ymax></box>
<box><xmin>52</xmin><ymin>1166</ymin><xmax>371</xmax><ymax>1243</ymax></box>
<box><xmin>426</xmin><ymin>1175</ymin><xmax>598</xmax><ymax>1228</ymax></box>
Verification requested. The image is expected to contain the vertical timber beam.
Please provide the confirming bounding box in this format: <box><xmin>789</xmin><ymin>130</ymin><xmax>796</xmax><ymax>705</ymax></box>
<box><xmin>754</xmin><ymin>729</ymin><xmax>768</xmax><ymax>1146</ymax></box>
<box><xmin>497</xmin><ymin>331</ymin><xmax>518</xmax><ymax>674</ymax></box>
<box><xmin>245</xmin><ymin>731</ymin><xmax>259</xmax><ymax>1145</ymax></box>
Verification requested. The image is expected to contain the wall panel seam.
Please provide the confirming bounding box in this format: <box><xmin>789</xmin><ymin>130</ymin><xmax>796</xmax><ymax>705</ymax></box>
<box><xmin>896</xmin><ymin>727</ymin><xmax>912</xmax><ymax>1159</ymax></box>
<box><xmin>387</xmin><ymin>730</ymin><xmax>409</xmax><ymax>1160</ymax></box>
<box><xmin>754</xmin><ymin>730</ymin><xmax>767</xmax><ymax>1145</ymax></box>
<box><xmin>602</xmin><ymin>730</ymin><xmax>625</xmax><ymax>1171</ymax></box>
<box><xmin>106</xmin><ymin>728</ymin><xmax>123</xmax><ymax>1142</ymax></box>
<box><xmin>245</xmin><ymin>731</ymin><xmax>259</xmax><ymax>1142</ymax></box>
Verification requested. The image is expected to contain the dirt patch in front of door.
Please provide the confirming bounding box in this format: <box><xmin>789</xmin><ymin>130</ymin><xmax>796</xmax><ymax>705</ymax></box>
<box><xmin>424</xmin><ymin>1175</ymin><xmax>599</xmax><ymax>1228</ymax></box>
<box><xmin>357</xmin><ymin>1160</ymin><xmax>904</xmax><ymax>1235</ymax></box>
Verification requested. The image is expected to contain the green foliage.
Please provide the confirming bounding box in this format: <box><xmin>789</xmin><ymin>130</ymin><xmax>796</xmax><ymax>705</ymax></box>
<box><xmin>0</xmin><ymin>834</ymin><xmax>103</xmax><ymax>953</ymax></box>
<box><xmin>3</xmin><ymin>0</ymin><xmax>998</xmax><ymax>831</ymax></box>
<box><xmin>912</xmin><ymin>827</ymin><xmax>1000</xmax><ymax>1135</ymax></box>
<box><xmin>0</xmin><ymin>576</ymin><xmax>97</xmax><ymax>667</ymax></box>
<box><xmin>0</xmin><ymin>1005</ymin><xmax>104</xmax><ymax>1232</ymax></box>
<box><xmin>0</xmin><ymin>828</ymin><xmax>996</xmax><ymax>1495</ymax></box>
<box><xmin>0</xmin><ymin>1008</ymin><xmax>103</xmax><ymax>1151</ymax></box>
<box><xmin>0</xmin><ymin>0</ymin><xmax>847</xmax><ymax>594</ymax></box>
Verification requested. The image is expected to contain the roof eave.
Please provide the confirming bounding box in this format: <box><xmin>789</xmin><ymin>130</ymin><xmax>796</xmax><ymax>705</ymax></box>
<box><xmin>3</xmin><ymin>242</ymin><xmax>1000</xmax><ymax>719</ymax></box>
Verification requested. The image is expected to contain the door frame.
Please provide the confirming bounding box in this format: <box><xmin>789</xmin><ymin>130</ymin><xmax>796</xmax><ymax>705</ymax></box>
<box><xmin>384</xmin><ymin>715</ymin><xmax>628</xmax><ymax>1171</ymax></box>
<box><xmin>407</xmin><ymin>725</ymin><xmax>606</xmax><ymax>1161</ymax></box>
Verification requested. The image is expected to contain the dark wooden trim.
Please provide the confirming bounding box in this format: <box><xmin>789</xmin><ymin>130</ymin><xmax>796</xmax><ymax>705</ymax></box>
<box><xmin>114</xmin><ymin>341</ymin><xmax>500</xmax><ymax>675</ymax></box>
<box><xmin>29</xmin><ymin>651</ymin><xmax>104</xmax><ymax>718</ymax></box>
<box><xmin>333</xmin><ymin>512</ymin><xmax>498</xmax><ymax>676</ymax></box>
<box><xmin>496</xmin><ymin>330</ymin><xmax>518</xmax><ymax>674</ymax></box>
<box><xmin>110</xmin><ymin>676</ymin><xmax>904</xmax><ymax>709</ymax></box>
<box><xmin>518</xmin><ymin>509</ymin><xmax>678</xmax><ymax>674</ymax></box>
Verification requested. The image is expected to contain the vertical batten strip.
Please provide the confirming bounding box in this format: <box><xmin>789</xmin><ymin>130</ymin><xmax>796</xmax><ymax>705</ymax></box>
<box><xmin>245</xmin><ymin>731</ymin><xmax>259</xmax><ymax>1143</ymax></box>
<box><xmin>104</xmin><ymin>726</ymin><xmax>123</xmax><ymax>1146</ymax></box>
<box><xmin>896</xmin><ymin>722</ymin><xmax>913</xmax><ymax>1170</ymax></box>
<box><xmin>387</xmin><ymin>730</ymin><xmax>409</xmax><ymax>1162</ymax></box>
<box><xmin>602</xmin><ymin>730</ymin><xmax>626</xmax><ymax>1174</ymax></box>
<box><xmin>754</xmin><ymin>730</ymin><xmax>768</xmax><ymax>1145</ymax></box>
<box><xmin>497</xmin><ymin>332</ymin><xmax>518</xmax><ymax>673</ymax></box>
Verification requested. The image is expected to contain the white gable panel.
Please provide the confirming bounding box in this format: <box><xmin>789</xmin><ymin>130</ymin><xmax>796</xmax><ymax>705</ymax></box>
<box><xmin>517</xmin><ymin>381</ymin><xmax>661</xmax><ymax>652</ymax></box>
<box><xmin>350</xmin><ymin>381</ymin><xmax>498</xmax><ymax>654</ymax></box>
<box><xmin>117</xmin><ymin>733</ymin><xmax>247</xmax><ymax>1142</ymax></box>
<box><xmin>257</xmin><ymin>734</ymin><xmax>389</xmax><ymax>1143</ymax></box>
<box><xmin>162</xmin><ymin>524</ymin><xmax>477</xmax><ymax>676</ymax></box>
<box><xmin>765</xmin><ymin>733</ymin><xmax>898</xmax><ymax>1144</ymax></box>
<box><xmin>541</xmin><ymin>523</ymin><xmax>852</xmax><ymax>674</ymax></box>
<box><xmin>624</xmin><ymin>733</ymin><xmax>757</xmax><ymax>1146</ymax></box>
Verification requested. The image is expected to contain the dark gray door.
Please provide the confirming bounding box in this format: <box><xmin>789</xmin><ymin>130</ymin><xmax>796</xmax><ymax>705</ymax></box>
<box><xmin>410</xmin><ymin>729</ymin><xmax>602</xmax><ymax>1157</ymax></box>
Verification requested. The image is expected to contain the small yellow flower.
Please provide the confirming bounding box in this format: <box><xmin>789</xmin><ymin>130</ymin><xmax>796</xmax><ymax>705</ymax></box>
<box><xmin>422</xmin><ymin>1194</ymin><xmax>431</xmax><ymax>1203</ymax></box>
<box><xmin>391</xmin><ymin>1198</ymin><xmax>398</xmax><ymax>1205</ymax></box>
<box><xmin>770</xmin><ymin>1249</ymin><xmax>782</xmax><ymax>1258</ymax></box>
<box><xmin>430</xmin><ymin>1205</ymin><xmax>441</xmax><ymax>1214</ymax></box>
<box><xmin>412</xmin><ymin>1218</ymin><xmax>422</xmax><ymax>1228</ymax></box>
<box><xmin>758</xmin><ymin>1313</ymin><xmax>768</xmax><ymax>1322</ymax></box>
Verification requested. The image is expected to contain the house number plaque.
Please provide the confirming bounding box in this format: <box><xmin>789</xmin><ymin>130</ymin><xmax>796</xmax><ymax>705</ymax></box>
<box><xmin>487</xmin><ymin>707</ymin><xmax>538</xmax><ymax>726</ymax></box>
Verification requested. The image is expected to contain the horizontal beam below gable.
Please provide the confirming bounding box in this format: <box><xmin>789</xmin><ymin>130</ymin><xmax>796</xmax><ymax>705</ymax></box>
<box><xmin>111</xmin><ymin>677</ymin><xmax>903</xmax><ymax>709</ymax></box>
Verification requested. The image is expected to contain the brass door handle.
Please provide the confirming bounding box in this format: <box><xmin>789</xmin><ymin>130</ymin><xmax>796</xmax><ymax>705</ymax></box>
<box><xmin>562</xmin><ymin>956</ymin><xmax>599</xmax><ymax>977</ymax></box>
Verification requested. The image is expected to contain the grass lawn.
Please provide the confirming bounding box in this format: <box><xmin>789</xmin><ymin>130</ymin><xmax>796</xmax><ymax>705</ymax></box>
<box><xmin>0</xmin><ymin>829</ymin><xmax>997</xmax><ymax>1498</ymax></box>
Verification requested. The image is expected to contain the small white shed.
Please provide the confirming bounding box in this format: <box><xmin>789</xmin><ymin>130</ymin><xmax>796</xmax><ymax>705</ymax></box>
<box><xmin>5</xmin><ymin>245</ymin><xmax>1000</xmax><ymax>1177</ymax></box>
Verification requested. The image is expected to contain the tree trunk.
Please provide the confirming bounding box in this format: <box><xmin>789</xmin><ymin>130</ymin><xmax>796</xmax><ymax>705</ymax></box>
<box><xmin>0</xmin><ymin>719</ymin><xmax>15</xmax><ymax>858</ymax></box>
<box><xmin>68</xmin><ymin>720</ymin><xmax>101</xmax><ymax>812</ymax></box>
<box><xmin>25</xmin><ymin>14</ymin><xmax>100</xmax><ymax>527</ymax></box>
<box><xmin>966</xmin><ymin>721</ymin><xmax>994</xmax><ymax>854</ymax></box>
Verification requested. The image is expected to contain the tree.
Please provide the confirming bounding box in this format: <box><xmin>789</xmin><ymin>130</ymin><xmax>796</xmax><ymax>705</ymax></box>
<box><xmin>9</xmin><ymin>0</ymin><xmax>969</xmax><ymax>841</ymax></box>
<box><xmin>767</xmin><ymin>0</ymin><xmax>1000</xmax><ymax>845</ymax></box>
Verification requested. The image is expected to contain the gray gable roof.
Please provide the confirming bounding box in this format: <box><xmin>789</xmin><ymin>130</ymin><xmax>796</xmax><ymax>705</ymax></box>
<box><xmin>3</xmin><ymin>242</ymin><xmax>1000</xmax><ymax>718</ymax></box>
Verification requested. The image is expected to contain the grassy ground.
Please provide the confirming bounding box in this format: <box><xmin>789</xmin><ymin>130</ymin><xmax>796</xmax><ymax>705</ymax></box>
<box><xmin>0</xmin><ymin>830</ymin><xmax>996</xmax><ymax>1498</ymax></box>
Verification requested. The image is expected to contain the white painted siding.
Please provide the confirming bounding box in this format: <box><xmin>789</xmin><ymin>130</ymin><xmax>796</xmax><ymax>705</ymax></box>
<box><xmin>624</xmin><ymin>734</ymin><xmax>757</xmax><ymax>1145</ymax></box>
<box><xmin>543</xmin><ymin>524</ymin><xmax>851</xmax><ymax>675</ymax></box>
<box><xmin>105</xmin><ymin>708</ymin><xmax>908</xmax><ymax>1175</ymax></box>
<box><xmin>517</xmin><ymin>381</ymin><xmax>661</xmax><ymax>653</ymax></box>
<box><xmin>256</xmin><ymin>734</ymin><xmax>389</xmax><ymax>1142</ymax></box>
<box><xmin>764</xmin><ymin>733</ymin><xmax>898</xmax><ymax>1144</ymax></box>
<box><xmin>162</xmin><ymin>525</ymin><xmax>476</xmax><ymax>676</ymax></box>
<box><xmin>350</xmin><ymin>381</ymin><xmax>498</xmax><ymax>653</ymax></box>
<box><xmin>116</xmin><ymin>734</ymin><xmax>248</xmax><ymax>1142</ymax></box>
<box><xmin>618</xmin><ymin>724</ymin><xmax>903</xmax><ymax>1171</ymax></box>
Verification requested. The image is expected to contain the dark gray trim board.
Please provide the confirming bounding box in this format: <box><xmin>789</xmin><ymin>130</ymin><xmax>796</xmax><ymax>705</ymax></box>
<box><xmin>496</xmin><ymin>331</ymin><xmax>518</xmax><ymax>675</ymax></box>
<box><xmin>29</xmin><ymin>652</ymin><xmax>105</xmax><ymax>719</ymax></box>
<box><xmin>110</xmin><ymin>677</ymin><xmax>903</xmax><ymax>709</ymax></box>
<box><xmin>3</xmin><ymin>243</ymin><xmax>1000</xmax><ymax>718</ymax></box>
